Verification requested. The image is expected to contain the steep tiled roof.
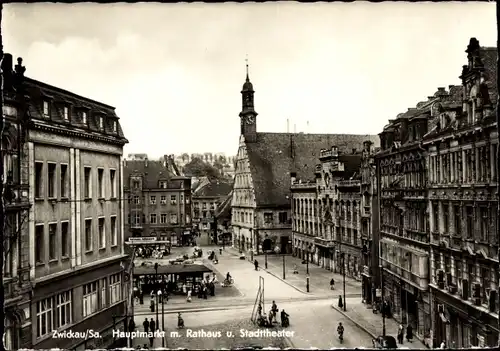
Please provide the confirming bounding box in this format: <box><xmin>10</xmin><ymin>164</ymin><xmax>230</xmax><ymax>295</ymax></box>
<box><xmin>194</xmin><ymin>181</ymin><xmax>233</xmax><ymax>198</ymax></box>
<box><xmin>246</xmin><ymin>132</ymin><xmax>379</xmax><ymax>207</ymax></box>
<box><xmin>215</xmin><ymin>190</ymin><xmax>233</xmax><ymax>219</ymax></box>
<box><xmin>480</xmin><ymin>47</ymin><xmax>497</xmax><ymax>104</ymax></box>
<box><xmin>123</xmin><ymin>160</ymin><xmax>185</xmax><ymax>189</ymax></box>
<box><xmin>24</xmin><ymin>77</ymin><xmax>127</xmax><ymax>142</ymax></box>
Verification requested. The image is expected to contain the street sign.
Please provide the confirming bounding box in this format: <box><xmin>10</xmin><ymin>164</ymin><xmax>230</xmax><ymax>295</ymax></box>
<box><xmin>129</xmin><ymin>236</ymin><xmax>157</xmax><ymax>242</ymax></box>
<box><xmin>376</xmin><ymin>288</ymin><xmax>382</xmax><ymax>298</ymax></box>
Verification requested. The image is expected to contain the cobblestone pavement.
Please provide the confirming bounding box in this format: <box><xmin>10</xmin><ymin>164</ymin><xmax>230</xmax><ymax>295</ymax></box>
<box><xmin>331</xmin><ymin>299</ymin><xmax>429</xmax><ymax>349</ymax></box>
<box><xmin>131</xmin><ymin>297</ymin><xmax>375</xmax><ymax>349</ymax></box>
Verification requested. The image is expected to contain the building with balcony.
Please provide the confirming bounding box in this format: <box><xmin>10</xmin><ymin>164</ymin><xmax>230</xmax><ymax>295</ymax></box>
<box><xmin>232</xmin><ymin>64</ymin><xmax>378</xmax><ymax>256</ymax></box>
<box><xmin>192</xmin><ymin>180</ymin><xmax>232</xmax><ymax>232</ymax></box>
<box><xmin>17</xmin><ymin>56</ymin><xmax>130</xmax><ymax>349</ymax></box>
<box><xmin>360</xmin><ymin>140</ymin><xmax>379</xmax><ymax>305</ymax></box>
<box><xmin>421</xmin><ymin>38</ymin><xmax>498</xmax><ymax>348</ymax></box>
<box><xmin>123</xmin><ymin>159</ymin><xmax>192</xmax><ymax>247</ymax></box>
<box><xmin>2</xmin><ymin>55</ymin><xmax>32</xmax><ymax>350</ymax></box>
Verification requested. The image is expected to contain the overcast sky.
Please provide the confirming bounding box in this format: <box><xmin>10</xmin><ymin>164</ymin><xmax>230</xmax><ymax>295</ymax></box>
<box><xmin>2</xmin><ymin>2</ymin><xmax>496</xmax><ymax>158</ymax></box>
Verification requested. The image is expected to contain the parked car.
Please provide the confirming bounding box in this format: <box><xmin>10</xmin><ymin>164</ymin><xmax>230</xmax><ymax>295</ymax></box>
<box><xmin>372</xmin><ymin>335</ymin><xmax>398</xmax><ymax>349</ymax></box>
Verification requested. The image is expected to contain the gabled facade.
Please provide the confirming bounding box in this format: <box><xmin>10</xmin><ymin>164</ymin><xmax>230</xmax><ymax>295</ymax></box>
<box><xmin>123</xmin><ymin>159</ymin><xmax>192</xmax><ymax>247</ymax></box>
<box><xmin>231</xmin><ymin>64</ymin><xmax>378</xmax><ymax>256</ymax></box>
<box><xmin>192</xmin><ymin>180</ymin><xmax>232</xmax><ymax>232</ymax></box>
<box><xmin>422</xmin><ymin>38</ymin><xmax>498</xmax><ymax>348</ymax></box>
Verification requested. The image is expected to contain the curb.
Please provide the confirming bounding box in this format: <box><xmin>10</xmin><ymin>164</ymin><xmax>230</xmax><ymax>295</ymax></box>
<box><xmin>331</xmin><ymin>304</ymin><xmax>378</xmax><ymax>340</ymax></box>
<box><xmin>263</xmin><ymin>269</ymin><xmax>309</xmax><ymax>294</ymax></box>
<box><xmin>134</xmin><ymin>305</ymin><xmax>250</xmax><ymax>315</ymax></box>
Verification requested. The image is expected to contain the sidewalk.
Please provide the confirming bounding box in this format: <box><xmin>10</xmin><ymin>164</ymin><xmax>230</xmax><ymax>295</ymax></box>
<box><xmin>331</xmin><ymin>300</ymin><xmax>429</xmax><ymax>349</ymax></box>
<box><xmin>226</xmin><ymin>246</ymin><xmax>362</xmax><ymax>297</ymax></box>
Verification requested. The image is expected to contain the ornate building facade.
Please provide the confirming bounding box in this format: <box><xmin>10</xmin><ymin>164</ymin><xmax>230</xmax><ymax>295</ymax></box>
<box><xmin>377</xmin><ymin>93</ymin><xmax>439</xmax><ymax>343</ymax></box>
<box><xmin>360</xmin><ymin>140</ymin><xmax>379</xmax><ymax>305</ymax></box>
<box><xmin>232</xmin><ymin>64</ymin><xmax>377</xmax><ymax>257</ymax></box>
<box><xmin>2</xmin><ymin>54</ymin><xmax>33</xmax><ymax>349</ymax></box>
<box><xmin>422</xmin><ymin>38</ymin><xmax>498</xmax><ymax>348</ymax></box>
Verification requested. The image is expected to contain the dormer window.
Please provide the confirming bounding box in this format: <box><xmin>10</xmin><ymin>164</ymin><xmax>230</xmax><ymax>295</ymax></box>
<box><xmin>112</xmin><ymin>121</ymin><xmax>117</xmax><ymax>133</ymax></box>
<box><xmin>43</xmin><ymin>101</ymin><xmax>50</xmax><ymax>117</ymax></box>
<box><xmin>63</xmin><ymin>106</ymin><xmax>69</xmax><ymax>120</ymax></box>
<box><xmin>81</xmin><ymin>111</ymin><xmax>87</xmax><ymax>124</ymax></box>
<box><xmin>99</xmin><ymin>116</ymin><xmax>104</xmax><ymax>130</ymax></box>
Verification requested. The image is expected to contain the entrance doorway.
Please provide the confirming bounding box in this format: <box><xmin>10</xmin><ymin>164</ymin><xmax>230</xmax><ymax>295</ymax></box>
<box><xmin>262</xmin><ymin>238</ymin><xmax>272</xmax><ymax>252</ymax></box>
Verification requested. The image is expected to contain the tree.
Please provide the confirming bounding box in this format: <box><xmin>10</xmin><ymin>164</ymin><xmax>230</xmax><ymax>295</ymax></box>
<box><xmin>183</xmin><ymin>157</ymin><xmax>222</xmax><ymax>180</ymax></box>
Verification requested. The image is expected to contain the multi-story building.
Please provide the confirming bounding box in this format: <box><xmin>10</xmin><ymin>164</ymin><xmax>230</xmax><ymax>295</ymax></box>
<box><xmin>214</xmin><ymin>190</ymin><xmax>233</xmax><ymax>244</ymax></box>
<box><xmin>360</xmin><ymin>140</ymin><xmax>379</xmax><ymax>305</ymax></box>
<box><xmin>232</xmin><ymin>65</ymin><xmax>378</xmax><ymax>256</ymax></box>
<box><xmin>290</xmin><ymin>178</ymin><xmax>317</xmax><ymax>262</ymax></box>
<box><xmin>21</xmin><ymin>60</ymin><xmax>129</xmax><ymax>349</ymax></box>
<box><xmin>2</xmin><ymin>55</ymin><xmax>32</xmax><ymax>349</ymax></box>
<box><xmin>422</xmin><ymin>38</ymin><xmax>498</xmax><ymax>348</ymax></box>
<box><xmin>376</xmin><ymin>93</ymin><xmax>440</xmax><ymax>342</ymax></box>
<box><xmin>192</xmin><ymin>181</ymin><xmax>232</xmax><ymax>232</ymax></box>
<box><xmin>123</xmin><ymin>159</ymin><xmax>192</xmax><ymax>247</ymax></box>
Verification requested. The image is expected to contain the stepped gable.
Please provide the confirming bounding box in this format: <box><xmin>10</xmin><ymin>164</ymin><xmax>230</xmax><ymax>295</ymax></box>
<box><xmin>246</xmin><ymin>132</ymin><xmax>379</xmax><ymax>207</ymax></box>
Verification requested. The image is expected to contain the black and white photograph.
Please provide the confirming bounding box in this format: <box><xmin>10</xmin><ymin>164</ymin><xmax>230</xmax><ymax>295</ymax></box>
<box><xmin>0</xmin><ymin>1</ymin><xmax>498</xmax><ymax>350</ymax></box>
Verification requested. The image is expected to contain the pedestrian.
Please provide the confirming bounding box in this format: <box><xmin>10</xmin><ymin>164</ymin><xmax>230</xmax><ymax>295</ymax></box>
<box><xmin>150</xmin><ymin>298</ymin><xmax>155</xmax><ymax>313</ymax></box>
<box><xmin>128</xmin><ymin>318</ymin><xmax>135</xmax><ymax>332</ymax></box>
<box><xmin>406</xmin><ymin>324</ymin><xmax>413</xmax><ymax>342</ymax></box>
<box><xmin>338</xmin><ymin>295</ymin><xmax>343</xmax><ymax>308</ymax></box>
<box><xmin>293</xmin><ymin>264</ymin><xmax>298</xmax><ymax>274</ymax></box>
<box><xmin>254</xmin><ymin>259</ymin><xmax>259</xmax><ymax>271</ymax></box>
<box><xmin>397</xmin><ymin>324</ymin><xmax>404</xmax><ymax>344</ymax></box>
<box><xmin>187</xmin><ymin>290</ymin><xmax>192</xmax><ymax>302</ymax></box>
<box><xmin>143</xmin><ymin>318</ymin><xmax>150</xmax><ymax>333</ymax></box>
<box><xmin>219</xmin><ymin>248</ymin><xmax>222</xmax><ymax>255</ymax></box>
<box><xmin>330</xmin><ymin>278</ymin><xmax>335</xmax><ymax>290</ymax></box>
<box><xmin>150</xmin><ymin>318</ymin><xmax>156</xmax><ymax>332</ymax></box>
<box><xmin>440</xmin><ymin>341</ymin><xmax>446</xmax><ymax>349</ymax></box>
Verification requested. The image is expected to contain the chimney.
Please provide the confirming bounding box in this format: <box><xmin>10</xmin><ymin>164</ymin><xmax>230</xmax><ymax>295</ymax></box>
<box><xmin>2</xmin><ymin>54</ymin><xmax>13</xmax><ymax>88</ymax></box>
<box><xmin>145</xmin><ymin>157</ymin><xmax>148</xmax><ymax>167</ymax></box>
<box><xmin>290</xmin><ymin>172</ymin><xmax>297</xmax><ymax>185</ymax></box>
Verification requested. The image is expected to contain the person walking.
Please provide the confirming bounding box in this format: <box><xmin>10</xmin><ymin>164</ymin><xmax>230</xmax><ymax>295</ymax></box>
<box><xmin>330</xmin><ymin>278</ymin><xmax>335</xmax><ymax>290</ymax></box>
<box><xmin>397</xmin><ymin>324</ymin><xmax>404</xmax><ymax>344</ymax></box>
<box><xmin>254</xmin><ymin>259</ymin><xmax>259</xmax><ymax>271</ymax></box>
<box><xmin>406</xmin><ymin>324</ymin><xmax>413</xmax><ymax>342</ymax></box>
<box><xmin>149</xmin><ymin>318</ymin><xmax>156</xmax><ymax>332</ymax></box>
<box><xmin>143</xmin><ymin>318</ymin><xmax>150</xmax><ymax>333</ymax></box>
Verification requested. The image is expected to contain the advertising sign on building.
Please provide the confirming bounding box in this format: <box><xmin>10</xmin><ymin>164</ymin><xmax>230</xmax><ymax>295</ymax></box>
<box><xmin>375</xmin><ymin>289</ymin><xmax>382</xmax><ymax>298</ymax></box>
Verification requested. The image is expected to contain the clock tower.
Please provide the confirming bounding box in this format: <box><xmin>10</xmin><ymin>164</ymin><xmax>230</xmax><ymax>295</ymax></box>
<box><xmin>239</xmin><ymin>60</ymin><xmax>258</xmax><ymax>142</ymax></box>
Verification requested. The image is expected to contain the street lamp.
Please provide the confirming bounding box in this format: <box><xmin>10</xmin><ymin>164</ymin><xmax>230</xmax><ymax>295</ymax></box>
<box><xmin>380</xmin><ymin>264</ymin><xmax>386</xmax><ymax>336</ymax></box>
<box><xmin>342</xmin><ymin>252</ymin><xmax>346</xmax><ymax>311</ymax></box>
<box><xmin>158</xmin><ymin>289</ymin><xmax>165</xmax><ymax>347</ymax></box>
<box><xmin>265</xmin><ymin>234</ymin><xmax>268</xmax><ymax>269</ymax></box>
<box><xmin>306</xmin><ymin>246</ymin><xmax>309</xmax><ymax>275</ymax></box>
<box><xmin>154</xmin><ymin>263</ymin><xmax>159</xmax><ymax>328</ymax></box>
<box><xmin>250</xmin><ymin>229</ymin><xmax>254</xmax><ymax>262</ymax></box>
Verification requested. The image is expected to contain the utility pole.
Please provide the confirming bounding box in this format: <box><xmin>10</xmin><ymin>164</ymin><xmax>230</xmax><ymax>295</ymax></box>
<box><xmin>497</xmin><ymin>0</ymin><xmax>500</xmax><ymax>345</ymax></box>
<box><xmin>0</xmin><ymin>5</ymin><xmax>6</xmax><ymax>349</ymax></box>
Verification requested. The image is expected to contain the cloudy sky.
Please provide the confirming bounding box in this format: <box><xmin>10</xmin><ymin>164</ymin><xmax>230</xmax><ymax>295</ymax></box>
<box><xmin>2</xmin><ymin>2</ymin><xmax>496</xmax><ymax>158</ymax></box>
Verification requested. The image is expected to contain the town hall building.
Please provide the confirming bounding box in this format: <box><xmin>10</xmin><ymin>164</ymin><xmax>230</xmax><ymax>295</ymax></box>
<box><xmin>231</xmin><ymin>64</ymin><xmax>378</xmax><ymax>256</ymax></box>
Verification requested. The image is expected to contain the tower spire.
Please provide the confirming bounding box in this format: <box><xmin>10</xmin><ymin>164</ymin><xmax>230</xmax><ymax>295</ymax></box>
<box><xmin>245</xmin><ymin>54</ymin><xmax>249</xmax><ymax>82</ymax></box>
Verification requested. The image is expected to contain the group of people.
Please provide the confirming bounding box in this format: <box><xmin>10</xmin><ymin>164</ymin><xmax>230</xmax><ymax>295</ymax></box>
<box><xmin>137</xmin><ymin>246</ymin><xmax>169</xmax><ymax>259</ymax></box>
<box><xmin>397</xmin><ymin>324</ymin><xmax>413</xmax><ymax>344</ymax></box>
<box><xmin>257</xmin><ymin>300</ymin><xmax>290</xmax><ymax>328</ymax></box>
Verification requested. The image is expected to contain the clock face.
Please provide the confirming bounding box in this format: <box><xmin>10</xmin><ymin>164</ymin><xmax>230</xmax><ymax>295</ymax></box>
<box><xmin>246</xmin><ymin>115</ymin><xmax>255</xmax><ymax>124</ymax></box>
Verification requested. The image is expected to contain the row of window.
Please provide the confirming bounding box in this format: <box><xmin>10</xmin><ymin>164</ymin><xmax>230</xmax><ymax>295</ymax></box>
<box><xmin>34</xmin><ymin>162</ymin><xmax>117</xmax><ymax>200</ymax></box>
<box><xmin>430</xmin><ymin>201</ymin><xmax>497</xmax><ymax>242</ymax></box>
<box><xmin>36</xmin><ymin>274</ymin><xmax>122</xmax><ymax>339</ymax></box>
<box><xmin>132</xmin><ymin>179</ymin><xmax>168</xmax><ymax>189</ymax></box>
<box><xmin>130</xmin><ymin>194</ymin><xmax>186</xmax><ymax>205</ymax></box>
<box><xmin>41</xmin><ymin>100</ymin><xmax>117</xmax><ymax>132</ymax></box>
<box><xmin>193</xmin><ymin>201</ymin><xmax>217</xmax><ymax>210</ymax></box>
<box><xmin>128</xmin><ymin>213</ymin><xmax>188</xmax><ymax>225</ymax></box>
<box><xmin>34</xmin><ymin>217</ymin><xmax>118</xmax><ymax>263</ymax></box>
<box><xmin>428</xmin><ymin>145</ymin><xmax>497</xmax><ymax>185</ymax></box>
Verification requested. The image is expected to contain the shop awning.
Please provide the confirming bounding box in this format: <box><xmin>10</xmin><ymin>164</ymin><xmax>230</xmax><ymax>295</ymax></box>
<box><xmin>133</xmin><ymin>264</ymin><xmax>212</xmax><ymax>276</ymax></box>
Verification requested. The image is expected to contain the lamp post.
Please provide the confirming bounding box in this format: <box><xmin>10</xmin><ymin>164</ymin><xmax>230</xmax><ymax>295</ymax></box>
<box><xmin>158</xmin><ymin>289</ymin><xmax>165</xmax><ymax>347</ymax></box>
<box><xmin>154</xmin><ymin>263</ymin><xmax>159</xmax><ymax>328</ymax></box>
<box><xmin>283</xmin><ymin>254</ymin><xmax>286</xmax><ymax>280</ymax></box>
<box><xmin>380</xmin><ymin>264</ymin><xmax>386</xmax><ymax>336</ymax></box>
<box><xmin>342</xmin><ymin>252</ymin><xmax>346</xmax><ymax>311</ymax></box>
<box><xmin>306</xmin><ymin>247</ymin><xmax>309</xmax><ymax>275</ymax></box>
<box><xmin>265</xmin><ymin>250</ymin><xmax>268</xmax><ymax>269</ymax></box>
<box><xmin>250</xmin><ymin>229</ymin><xmax>254</xmax><ymax>262</ymax></box>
